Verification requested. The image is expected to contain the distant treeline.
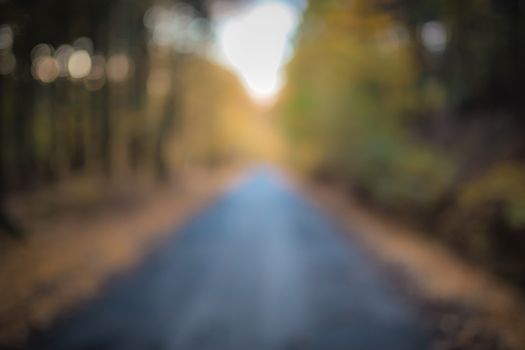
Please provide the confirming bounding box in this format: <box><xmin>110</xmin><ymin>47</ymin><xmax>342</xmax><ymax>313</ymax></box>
<box><xmin>279</xmin><ymin>0</ymin><xmax>525</xmax><ymax>285</ymax></box>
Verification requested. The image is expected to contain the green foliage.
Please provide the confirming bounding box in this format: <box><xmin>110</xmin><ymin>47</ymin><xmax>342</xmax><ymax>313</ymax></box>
<box><xmin>281</xmin><ymin>0</ymin><xmax>452</xmax><ymax>209</ymax></box>
<box><xmin>279</xmin><ymin>0</ymin><xmax>525</xmax><ymax>283</ymax></box>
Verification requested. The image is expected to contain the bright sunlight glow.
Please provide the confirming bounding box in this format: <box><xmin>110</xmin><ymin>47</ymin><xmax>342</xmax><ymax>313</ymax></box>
<box><xmin>214</xmin><ymin>1</ymin><xmax>302</xmax><ymax>103</ymax></box>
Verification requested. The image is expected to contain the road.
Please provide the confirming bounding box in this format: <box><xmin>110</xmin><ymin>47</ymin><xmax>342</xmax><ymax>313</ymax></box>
<box><xmin>28</xmin><ymin>169</ymin><xmax>430</xmax><ymax>350</ymax></box>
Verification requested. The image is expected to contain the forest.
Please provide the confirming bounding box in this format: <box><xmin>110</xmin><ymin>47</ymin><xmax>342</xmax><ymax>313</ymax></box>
<box><xmin>1</xmin><ymin>0</ymin><xmax>524</xmax><ymax>285</ymax></box>
<box><xmin>278</xmin><ymin>0</ymin><xmax>525</xmax><ymax>286</ymax></box>
<box><xmin>0</xmin><ymin>0</ymin><xmax>272</xmax><ymax>235</ymax></box>
<box><xmin>1</xmin><ymin>0</ymin><xmax>525</xmax><ymax>348</ymax></box>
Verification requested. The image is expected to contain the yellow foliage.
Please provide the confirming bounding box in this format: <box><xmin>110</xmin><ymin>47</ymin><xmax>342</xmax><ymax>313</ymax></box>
<box><xmin>460</xmin><ymin>163</ymin><xmax>525</xmax><ymax>229</ymax></box>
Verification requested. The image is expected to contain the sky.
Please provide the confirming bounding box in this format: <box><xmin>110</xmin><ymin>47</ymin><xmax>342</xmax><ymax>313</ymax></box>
<box><xmin>212</xmin><ymin>0</ymin><xmax>306</xmax><ymax>103</ymax></box>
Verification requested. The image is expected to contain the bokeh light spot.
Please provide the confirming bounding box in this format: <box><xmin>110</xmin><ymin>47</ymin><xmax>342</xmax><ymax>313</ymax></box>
<box><xmin>32</xmin><ymin>56</ymin><xmax>59</xmax><ymax>83</ymax></box>
<box><xmin>68</xmin><ymin>50</ymin><xmax>92</xmax><ymax>79</ymax></box>
<box><xmin>107</xmin><ymin>54</ymin><xmax>133</xmax><ymax>83</ymax></box>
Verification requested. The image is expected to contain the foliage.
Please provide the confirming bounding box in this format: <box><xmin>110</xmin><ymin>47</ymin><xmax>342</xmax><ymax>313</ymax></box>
<box><xmin>459</xmin><ymin>163</ymin><xmax>525</xmax><ymax>231</ymax></box>
<box><xmin>279</xmin><ymin>0</ymin><xmax>525</xmax><ymax>284</ymax></box>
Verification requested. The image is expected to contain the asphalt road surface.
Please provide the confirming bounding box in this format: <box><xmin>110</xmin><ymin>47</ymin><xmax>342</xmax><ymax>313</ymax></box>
<box><xmin>28</xmin><ymin>169</ymin><xmax>430</xmax><ymax>350</ymax></box>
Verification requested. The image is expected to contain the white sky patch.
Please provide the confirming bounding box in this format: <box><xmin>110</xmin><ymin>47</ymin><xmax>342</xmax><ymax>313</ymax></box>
<box><xmin>213</xmin><ymin>1</ymin><xmax>302</xmax><ymax>103</ymax></box>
